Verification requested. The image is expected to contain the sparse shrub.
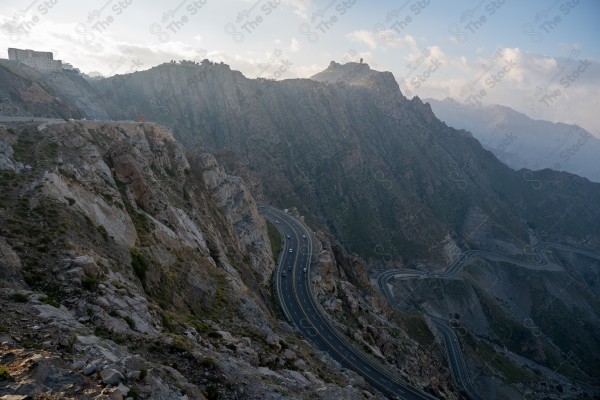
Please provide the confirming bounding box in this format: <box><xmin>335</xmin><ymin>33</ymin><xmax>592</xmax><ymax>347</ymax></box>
<box><xmin>204</xmin><ymin>384</ymin><xmax>219</xmax><ymax>400</ymax></box>
<box><xmin>128</xmin><ymin>387</ymin><xmax>140</xmax><ymax>400</ymax></box>
<box><xmin>41</xmin><ymin>296</ymin><xmax>60</xmax><ymax>308</ymax></box>
<box><xmin>123</xmin><ymin>316</ymin><xmax>136</xmax><ymax>330</ymax></box>
<box><xmin>130</xmin><ymin>249</ymin><xmax>148</xmax><ymax>286</ymax></box>
<box><xmin>200</xmin><ymin>357</ymin><xmax>216</xmax><ymax>370</ymax></box>
<box><xmin>0</xmin><ymin>366</ymin><xmax>10</xmax><ymax>381</ymax></box>
<box><xmin>82</xmin><ymin>276</ymin><xmax>98</xmax><ymax>290</ymax></box>
<box><xmin>139</xmin><ymin>368</ymin><xmax>147</xmax><ymax>380</ymax></box>
<box><xmin>96</xmin><ymin>224</ymin><xmax>108</xmax><ymax>239</ymax></box>
<box><xmin>23</xmin><ymin>272</ymin><xmax>42</xmax><ymax>286</ymax></box>
<box><xmin>10</xmin><ymin>293</ymin><xmax>29</xmax><ymax>303</ymax></box>
<box><xmin>64</xmin><ymin>196</ymin><xmax>76</xmax><ymax>206</ymax></box>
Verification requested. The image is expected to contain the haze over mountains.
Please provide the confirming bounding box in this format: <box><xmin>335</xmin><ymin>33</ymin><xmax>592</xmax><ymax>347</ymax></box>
<box><xmin>1</xmin><ymin>57</ymin><xmax>600</xmax><ymax>399</ymax></box>
<box><xmin>426</xmin><ymin>98</ymin><xmax>600</xmax><ymax>183</ymax></box>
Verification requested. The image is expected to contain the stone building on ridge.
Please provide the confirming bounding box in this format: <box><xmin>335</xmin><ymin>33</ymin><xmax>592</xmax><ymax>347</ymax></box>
<box><xmin>7</xmin><ymin>48</ymin><xmax>62</xmax><ymax>72</ymax></box>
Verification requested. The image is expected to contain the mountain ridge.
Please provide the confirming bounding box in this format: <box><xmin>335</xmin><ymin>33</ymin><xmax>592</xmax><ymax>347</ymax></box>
<box><xmin>426</xmin><ymin>97</ymin><xmax>600</xmax><ymax>182</ymax></box>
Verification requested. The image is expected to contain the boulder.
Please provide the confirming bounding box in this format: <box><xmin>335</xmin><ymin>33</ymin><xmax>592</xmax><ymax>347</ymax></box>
<box><xmin>265</xmin><ymin>333</ymin><xmax>281</xmax><ymax>351</ymax></box>
<box><xmin>282</xmin><ymin>349</ymin><xmax>296</xmax><ymax>361</ymax></box>
<box><xmin>100</xmin><ymin>368</ymin><xmax>124</xmax><ymax>386</ymax></box>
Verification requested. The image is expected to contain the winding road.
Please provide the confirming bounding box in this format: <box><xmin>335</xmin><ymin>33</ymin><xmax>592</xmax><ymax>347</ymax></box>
<box><xmin>260</xmin><ymin>205</ymin><xmax>437</xmax><ymax>400</ymax></box>
<box><xmin>377</xmin><ymin>242</ymin><xmax>600</xmax><ymax>400</ymax></box>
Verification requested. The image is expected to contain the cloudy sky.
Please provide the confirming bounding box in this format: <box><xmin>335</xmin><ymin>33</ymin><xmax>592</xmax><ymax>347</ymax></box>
<box><xmin>1</xmin><ymin>0</ymin><xmax>599</xmax><ymax>135</ymax></box>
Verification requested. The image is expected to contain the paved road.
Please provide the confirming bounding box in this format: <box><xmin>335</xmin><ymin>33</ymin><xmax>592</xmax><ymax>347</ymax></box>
<box><xmin>0</xmin><ymin>116</ymin><xmax>64</xmax><ymax>123</ymax></box>
<box><xmin>377</xmin><ymin>242</ymin><xmax>600</xmax><ymax>400</ymax></box>
<box><xmin>260</xmin><ymin>205</ymin><xmax>437</xmax><ymax>400</ymax></box>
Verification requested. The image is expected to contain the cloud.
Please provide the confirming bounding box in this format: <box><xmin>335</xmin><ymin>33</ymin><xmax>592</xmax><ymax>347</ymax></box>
<box><xmin>281</xmin><ymin>0</ymin><xmax>312</xmax><ymax>18</ymax></box>
<box><xmin>400</xmin><ymin>47</ymin><xmax>600</xmax><ymax>136</ymax></box>
<box><xmin>346</xmin><ymin>30</ymin><xmax>378</xmax><ymax>50</ymax></box>
<box><xmin>289</xmin><ymin>37</ymin><xmax>300</xmax><ymax>53</ymax></box>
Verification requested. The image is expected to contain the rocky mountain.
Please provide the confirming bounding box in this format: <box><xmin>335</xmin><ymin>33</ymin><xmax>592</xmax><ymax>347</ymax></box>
<box><xmin>77</xmin><ymin>60</ymin><xmax>600</xmax><ymax>265</ymax></box>
<box><xmin>0</xmin><ymin>119</ymin><xmax>460</xmax><ymax>399</ymax></box>
<box><xmin>2</xmin><ymin>58</ymin><xmax>600</xmax><ymax>399</ymax></box>
<box><xmin>425</xmin><ymin>98</ymin><xmax>600</xmax><ymax>183</ymax></box>
<box><xmin>387</xmin><ymin>245</ymin><xmax>600</xmax><ymax>398</ymax></box>
<box><xmin>0</xmin><ymin>59</ymin><xmax>107</xmax><ymax>120</ymax></box>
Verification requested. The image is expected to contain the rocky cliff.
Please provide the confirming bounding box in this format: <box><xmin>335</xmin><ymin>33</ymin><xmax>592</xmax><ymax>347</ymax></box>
<box><xmin>0</xmin><ymin>120</ymin><xmax>388</xmax><ymax>399</ymax></box>
<box><xmin>2</xmin><ymin>58</ymin><xmax>600</xmax><ymax>399</ymax></box>
<box><xmin>86</xmin><ymin>60</ymin><xmax>600</xmax><ymax>265</ymax></box>
<box><xmin>0</xmin><ymin>60</ymin><xmax>103</xmax><ymax>120</ymax></box>
<box><xmin>4</xmin><ymin>59</ymin><xmax>600</xmax><ymax>265</ymax></box>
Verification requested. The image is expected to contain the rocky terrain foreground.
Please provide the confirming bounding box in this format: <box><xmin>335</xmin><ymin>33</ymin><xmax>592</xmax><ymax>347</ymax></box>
<box><xmin>0</xmin><ymin>120</ymin><xmax>458</xmax><ymax>399</ymax></box>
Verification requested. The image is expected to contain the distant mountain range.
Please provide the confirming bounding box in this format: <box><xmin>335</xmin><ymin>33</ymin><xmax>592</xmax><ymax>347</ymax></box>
<box><xmin>426</xmin><ymin>98</ymin><xmax>600</xmax><ymax>183</ymax></box>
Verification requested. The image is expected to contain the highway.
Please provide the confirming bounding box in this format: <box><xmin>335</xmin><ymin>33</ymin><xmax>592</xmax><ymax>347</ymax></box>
<box><xmin>260</xmin><ymin>205</ymin><xmax>438</xmax><ymax>400</ymax></box>
<box><xmin>376</xmin><ymin>242</ymin><xmax>600</xmax><ymax>400</ymax></box>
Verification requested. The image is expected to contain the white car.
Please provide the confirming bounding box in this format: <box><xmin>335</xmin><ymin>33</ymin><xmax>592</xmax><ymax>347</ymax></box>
<box><xmin>303</xmin><ymin>268</ymin><xmax>307</xmax><ymax>273</ymax></box>
<box><xmin>289</xmin><ymin>248</ymin><xmax>293</xmax><ymax>253</ymax></box>
<box><xmin>302</xmin><ymin>234</ymin><xmax>306</xmax><ymax>239</ymax></box>
<box><xmin>286</xmin><ymin>234</ymin><xmax>291</xmax><ymax>239</ymax></box>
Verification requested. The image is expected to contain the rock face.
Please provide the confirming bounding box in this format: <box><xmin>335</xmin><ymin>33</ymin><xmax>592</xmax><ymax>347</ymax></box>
<box><xmin>3</xmin><ymin>58</ymin><xmax>600</xmax><ymax>259</ymax></box>
<box><xmin>85</xmin><ymin>60</ymin><xmax>600</xmax><ymax>263</ymax></box>
<box><xmin>312</xmin><ymin>233</ymin><xmax>458</xmax><ymax>399</ymax></box>
<box><xmin>0</xmin><ymin>60</ymin><xmax>89</xmax><ymax>119</ymax></box>
<box><xmin>0</xmin><ymin>120</ymin><xmax>383</xmax><ymax>399</ymax></box>
<box><xmin>2</xmin><ymin>59</ymin><xmax>599</xmax><ymax>399</ymax></box>
<box><xmin>193</xmin><ymin>153</ymin><xmax>273</xmax><ymax>283</ymax></box>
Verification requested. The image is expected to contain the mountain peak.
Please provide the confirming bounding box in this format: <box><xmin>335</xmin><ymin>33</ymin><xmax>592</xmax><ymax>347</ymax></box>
<box><xmin>311</xmin><ymin>61</ymin><xmax>403</xmax><ymax>99</ymax></box>
<box><xmin>310</xmin><ymin>61</ymin><xmax>374</xmax><ymax>84</ymax></box>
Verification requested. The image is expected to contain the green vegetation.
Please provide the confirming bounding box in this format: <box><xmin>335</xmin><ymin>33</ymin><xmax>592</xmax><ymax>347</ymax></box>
<box><xmin>476</xmin><ymin>341</ymin><xmax>540</xmax><ymax>384</ymax></box>
<box><xmin>130</xmin><ymin>249</ymin><xmax>149</xmax><ymax>286</ymax></box>
<box><xmin>10</xmin><ymin>293</ymin><xmax>29</xmax><ymax>303</ymax></box>
<box><xmin>40</xmin><ymin>296</ymin><xmax>60</xmax><ymax>308</ymax></box>
<box><xmin>64</xmin><ymin>196</ymin><xmax>76</xmax><ymax>206</ymax></box>
<box><xmin>94</xmin><ymin>326</ymin><xmax>126</xmax><ymax>344</ymax></box>
<box><xmin>114</xmin><ymin>178</ymin><xmax>152</xmax><ymax>244</ymax></box>
<box><xmin>139</xmin><ymin>368</ymin><xmax>147</xmax><ymax>380</ymax></box>
<box><xmin>128</xmin><ymin>387</ymin><xmax>140</xmax><ymax>400</ymax></box>
<box><xmin>82</xmin><ymin>275</ymin><xmax>98</xmax><ymax>290</ymax></box>
<box><xmin>401</xmin><ymin>314</ymin><xmax>435</xmax><ymax>347</ymax></box>
<box><xmin>200</xmin><ymin>357</ymin><xmax>216</xmax><ymax>369</ymax></box>
<box><xmin>204</xmin><ymin>384</ymin><xmax>219</xmax><ymax>400</ymax></box>
<box><xmin>0</xmin><ymin>366</ymin><xmax>10</xmax><ymax>381</ymax></box>
<box><xmin>266</xmin><ymin>221</ymin><xmax>281</xmax><ymax>259</ymax></box>
<box><xmin>475</xmin><ymin>286</ymin><xmax>533</xmax><ymax>354</ymax></box>
<box><xmin>123</xmin><ymin>315</ymin><xmax>136</xmax><ymax>330</ymax></box>
<box><xmin>96</xmin><ymin>224</ymin><xmax>108</xmax><ymax>240</ymax></box>
<box><xmin>533</xmin><ymin>294</ymin><xmax>600</xmax><ymax>379</ymax></box>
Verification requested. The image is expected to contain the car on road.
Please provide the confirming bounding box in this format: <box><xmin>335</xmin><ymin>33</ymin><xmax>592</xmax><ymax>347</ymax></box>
<box><xmin>288</xmin><ymin>265</ymin><xmax>291</xmax><ymax>270</ymax></box>
<box><xmin>289</xmin><ymin>248</ymin><xmax>293</xmax><ymax>253</ymax></box>
<box><xmin>287</xmin><ymin>234</ymin><xmax>291</xmax><ymax>239</ymax></box>
<box><xmin>303</xmin><ymin>268</ymin><xmax>307</xmax><ymax>273</ymax></box>
<box><xmin>302</xmin><ymin>234</ymin><xmax>306</xmax><ymax>239</ymax></box>
<box><xmin>282</xmin><ymin>271</ymin><xmax>286</xmax><ymax>277</ymax></box>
